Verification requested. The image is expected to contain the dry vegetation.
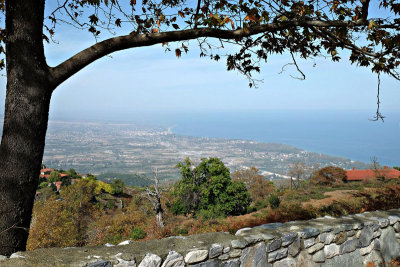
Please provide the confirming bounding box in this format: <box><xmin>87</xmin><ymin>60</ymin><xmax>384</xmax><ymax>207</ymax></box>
<box><xmin>27</xmin><ymin>166</ymin><xmax>400</xmax><ymax>251</ymax></box>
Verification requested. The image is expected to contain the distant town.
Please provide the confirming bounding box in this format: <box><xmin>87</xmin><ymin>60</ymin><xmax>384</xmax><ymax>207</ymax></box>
<box><xmin>41</xmin><ymin>120</ymin><xmax>370</xmax><ymax>182</ymax></box>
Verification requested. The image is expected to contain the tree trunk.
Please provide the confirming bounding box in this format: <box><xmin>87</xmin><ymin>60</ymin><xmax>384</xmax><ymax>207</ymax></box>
<box><xmin>155</xmin><ymin>201</ymin><xmax>165</xmax><ymax>229</ymax></box>
<box><xmin>0</xmin><ymin>0</ymin><xmax>52</xmax><ymax>256</ymax></box>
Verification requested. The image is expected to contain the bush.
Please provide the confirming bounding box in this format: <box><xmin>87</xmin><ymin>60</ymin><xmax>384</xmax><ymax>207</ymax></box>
<box><xmin>251</xmin><ymin>198</ymin><xmax>270</xmax><ymax>211</ymax></box>
<box><xmin>173</xmin><ymin>227</ymin><xmax>189</xmax><ymax>235</ymax></box>
<box><xmin>310</xmin><ymin>166</ymin><xmax>347</xmax><ymax>185</ymax></box>
<box><xmin>38</xmin><ymin>182</ymin><xmax>49</xmax><ymax>189</ymax></box>
<box><xmin>171</xmin><ymin>157</ymin><xmax>251</xmax><ymax>217</ymax></box>
<box><xmin>129</xmin><ymin>227</ymin><xmax>147</xmax><ymax>240</ymax></box>
<box><xmin>268</xmin><ymin>194</ymin><xmax>280</xmax><ymax>209</ymax></box>
<box><xmin>110</xmin><ymin>179</ymin><xmax>125</xmax><ymax>195</ymax></box>
<box><xmin>106</xmin><ymin>200</ymin><xmax>114</xmax><ymax>210</ymax></box>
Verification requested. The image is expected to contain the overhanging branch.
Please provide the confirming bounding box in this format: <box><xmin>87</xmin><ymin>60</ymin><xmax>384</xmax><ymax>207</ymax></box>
<box><xmin>51</xmin><ymin>17</ymin><xmax>396</xmax><ymax>88</ymax></box>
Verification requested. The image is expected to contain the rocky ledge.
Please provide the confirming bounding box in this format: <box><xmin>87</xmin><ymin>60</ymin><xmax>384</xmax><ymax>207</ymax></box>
<box><xmin>1</xmin><ymin>209</ymin><xmax>400</xmax><ymax>266</ymax></box>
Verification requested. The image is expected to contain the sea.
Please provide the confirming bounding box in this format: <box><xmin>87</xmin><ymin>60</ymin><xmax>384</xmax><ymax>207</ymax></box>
<box><xmin>1</xmin><ymin>109</ymin><xmax>399</xmax><ymax>166</ymax></box>
<box><xmin>145</xmin><ymin>109</ymin><xmax>400</xmax><ymax>167</ymax></box>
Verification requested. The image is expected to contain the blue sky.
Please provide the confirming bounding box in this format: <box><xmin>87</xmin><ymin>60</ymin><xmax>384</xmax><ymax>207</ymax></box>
<box><xmin>0</xmin><ymin>1</ymin><xmax>399</xmax><ymax>121</ymax></box>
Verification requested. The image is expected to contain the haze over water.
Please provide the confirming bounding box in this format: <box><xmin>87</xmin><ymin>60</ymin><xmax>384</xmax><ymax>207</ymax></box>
<box><xmin>151</xmin><ymin>110</ymin><xmax>400</xmax><ymax>167</ymax></box>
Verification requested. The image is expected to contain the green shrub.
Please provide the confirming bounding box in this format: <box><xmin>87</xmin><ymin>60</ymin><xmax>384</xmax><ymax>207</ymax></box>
<box><xmin>253</xmin><ymin>198</ymin><xmax>269</xmax><ymax>210</ymax></box>
<box><xmin>172</xmin><ymin>157</ymin><xmax>251</xmax><ymax>217</ymax></box>
<box><xmin>268</xmin><ymin>194</ymin><xmax>280</xmax><ymax>209</ymax></box>
<box><xmin>38</xmin><ymin>182</ymin><xmax>49</xmax><ymax>189</ymax></box>
<box><xmin>197</xmin><ymin>209</ymin><xmax>220</xmax><ymax>220</ymax></box>
<box><xmin>129</xmin><ymin>227</ymin><xmax>146</xmax><ymax>240</ymax></box>
<box><xmin>173</xmin><ymin>227</ymin><xmax>189</xmax><ymax>235</ymax></box>
<box><xmin>106</xmin><ymin>200</ymin><xmax>114</xmax><ymax>210</ymax></box>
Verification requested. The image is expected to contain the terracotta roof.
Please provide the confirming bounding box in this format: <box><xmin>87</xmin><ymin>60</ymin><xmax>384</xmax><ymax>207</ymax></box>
<box><xmin>346</xmin><ymin>167</ymin><xmax>400</xmax><ymax>181</ymax></box>
<box><xmin>39</xmin><ymin>173</ymin><xmax>69</xmax><ymax>179</ymax></box>
<box><xmin>54</xmin><ymin>181</ymin><xmax>62</xmax><ymax>190</ymax></box>
<box><xmin>40</xmin><ymin>168</ymin><xmax>54</xmax><ymax>173</ymax></box>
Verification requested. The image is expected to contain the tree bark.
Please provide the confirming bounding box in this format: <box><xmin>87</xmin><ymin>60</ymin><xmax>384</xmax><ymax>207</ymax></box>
<box><xmin>0</xmin><ymin>0</ymin><xmax>53</xmax><ymax>256</ymax></box>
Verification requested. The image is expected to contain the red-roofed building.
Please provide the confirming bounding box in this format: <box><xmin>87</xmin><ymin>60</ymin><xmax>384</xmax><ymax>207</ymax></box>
<box><xmin>39</xmin><ymin>171</ymin><xmax>69</xmax><ymax>179</ymax></box>
<box><xmin>40</xmin><ymin>168</ymin><xmax>53</xmax><ymax>175</ymax></box>
<box><xmin>347</xmin><ymin>166</ymin><xmax>400</xmax><ymax>181</ymax></box>
<box><xmin>54</xmin><ymin>181</ymin><xmax>62</xmax><ymax>191</ymax></box>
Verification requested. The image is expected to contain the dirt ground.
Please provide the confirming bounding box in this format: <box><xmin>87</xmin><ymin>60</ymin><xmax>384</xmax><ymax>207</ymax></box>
<box><xmin>302</xmin><ymin>190</ymin><xmax>358</xmax><ymax>208</ymax></box>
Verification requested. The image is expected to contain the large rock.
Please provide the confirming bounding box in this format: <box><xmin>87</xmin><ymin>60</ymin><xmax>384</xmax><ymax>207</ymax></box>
<box><xmin>240</xmin><ymin>242</ymin><xmax>267</xmax><ymax>267</ymax></box>
<box><xmin>266</xmin><ymin>239</ymin><xmax>282</xmax><ymax>252</ymax></box>
<box><xmin>281</xmin><ymin>233</ymin><xmax>297</xmax><ymax>247</ymax></box>
<box><xmin>339</xmin><ymin>238</ymin><xmax>361</xmax><ymax>254</ymax></box>
<box><xmin>319</xmin><ymin>232</ymin><xmax>335</xmax><ymax>245</ymax></box>
<box><xmin>209</xmin><ymin>244</ymin><xmax>223</xmax><ymax>259</ymax></box>
<box><xmin>303</xmin><ymin>238</ymin><xmax>315</xmax><ymax>249</ymax></box>
<box><xmin>333</xmin><ymin>232</ymin><xmax>347</xmax><ymax>245</ymax></box>
<box><xmin>389</xmin><ymin>215</ymin><xmax>400</xmax><ymax>225</ymax></box>
<box><xmin>185</xmin><ymin>250</ymin><xmax>208</xmax><ymax>264</ymax></box>
<box><xmin>267</xmin><ymin>248</ymin><xmax>287</xmax><ymax>263</ymax></box>
<box><xmin>359</xmin><ymin>226</ymin><xmax>374</xmax><ymax>247</ymax></box>
<box><xmin>138</xmin><ymin>254</ymin><xmax>162</xmax><ymax>267</ymax></box>
<box><xmin>161</xmin><ymin>251</ymin><xmax>184</xmax><ymax>267</ymax></box>
<box><xmin>229</xmin><ymin>249</ymin><xmax>242</xmax><ymax>258</ymax></box>
<box><xmin>324</xmin><ymin>244</ymin><xmax>339</xmax><ymax>259</ymax></box>
<box><xmin>307</xmin><ymin>243</ymin><xmax>324</xmax><ymax>254</ymax></box>
<box><xmin>231</xmin><ymin>240</ymin><xmax>249</xmax><ymax>249</ymax></box>
<box><xmin>324</xmin><ymin>250</ymin><xmax>363</xmax><ymax>267</ymax></box>
<box><xmin>288</xmin><ymin>238</ymin><xmax>301</xmax><ymax>257</ymax></box>
<box><xmin>379</xmin><ymin>226</ymin><xmax>400</xmax><ymax>263</ymax></box>
<box><xmin>312</xmin><ymin>250</ymin><xmax>326</xmax><ymax>263</ymax></box>
<box><xmin>299</xmin><ymin>228</ymin><xmax>320</xmax><ymax>239</ymax></box>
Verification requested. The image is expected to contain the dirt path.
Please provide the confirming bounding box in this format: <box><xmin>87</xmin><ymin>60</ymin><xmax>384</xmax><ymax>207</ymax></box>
<box><xmin>302</xmin><ymin>190</ymin><xmax>358</xmax><ymax>208</ymax></box>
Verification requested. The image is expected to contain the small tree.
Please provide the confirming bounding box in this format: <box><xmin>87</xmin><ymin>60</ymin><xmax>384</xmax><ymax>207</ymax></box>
<box><xmin>110</xmin><ymin>179</ymin><xmax>125</xmax><ymax>195</ymax></box>
<box><xmin>370</xmin><ymin>156</ymin><xmax>387</xmax><ymax>181</ymax></box>
<box><xmin>310</xmin><ymin>166</ymin><xmax>347</xmax><ymax>185</ymax></box>
<box><xmin>288</xmin><ymin>162</ymin><xmax>307</xmax><ymax>189</ymax></box>
<box><xmin>232</xmin><ymin>166</ymin><xmax>274</xmax><ymax>203</ymax></box>
<box><xmin>172</xmin><ymin>158</ymin><xmax>250</xmax><ymax>217</ymax></box>
<box><xmin>48</xmin><ymin>171</ymin><xmax>61</xmax><ymax>183</ymax></box>
<box><xmin>268</xmin><ymin>194</ymin><xmax>281</xmax><ymax>209</ymax></box>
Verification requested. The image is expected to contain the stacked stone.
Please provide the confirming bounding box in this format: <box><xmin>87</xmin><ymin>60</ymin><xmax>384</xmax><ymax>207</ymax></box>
<box><xmin>91</xmin><ymin>211</ymin><xmax>400</xmax><ymax>267</ymax></box>
<box><xmin>1</xmin><ymin>210</ymin><xmax>400</xmax><ymax>267</ymax></box>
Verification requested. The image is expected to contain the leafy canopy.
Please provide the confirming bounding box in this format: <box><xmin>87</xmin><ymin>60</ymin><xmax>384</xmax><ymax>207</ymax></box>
<box><xmin>172</xmin><ymin>157</ymin><xmax>251</xmax><ymax>217</ymax></box>
<box><xmin>1</xmin><ymin>0</ymin><xmax>399</xmax><ymax>89</ymax></box>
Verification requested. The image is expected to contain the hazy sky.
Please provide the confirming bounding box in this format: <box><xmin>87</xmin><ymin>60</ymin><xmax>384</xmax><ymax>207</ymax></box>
<box><xmin>0</xmin><ymin>2</ymin><xmax>399</xmax><ymax>121</ymax></box>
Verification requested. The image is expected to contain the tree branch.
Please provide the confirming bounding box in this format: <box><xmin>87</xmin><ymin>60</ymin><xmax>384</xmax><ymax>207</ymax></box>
<box><xmin>51</xmin><ymin>18</ymin><xmax>393</xmax><ymax>87</ymax></box>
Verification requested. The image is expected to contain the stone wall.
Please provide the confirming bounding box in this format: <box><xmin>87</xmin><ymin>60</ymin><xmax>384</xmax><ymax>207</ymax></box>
<box><xmin>1</xmin><ymin>209</ymin><xmax>400</xmax><ymax>267</ymax></box>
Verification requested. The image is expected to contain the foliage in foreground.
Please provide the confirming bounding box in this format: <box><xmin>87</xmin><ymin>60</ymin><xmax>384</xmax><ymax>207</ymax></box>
<box><xmin>27</xmin><ymin>164</ymin><xmax>400</xmax><ymax>251</ymax></box>
<box><xmin>171</xmin><ymin>158</ymin><xmax>251</xmax><ymax>218</ymax></box>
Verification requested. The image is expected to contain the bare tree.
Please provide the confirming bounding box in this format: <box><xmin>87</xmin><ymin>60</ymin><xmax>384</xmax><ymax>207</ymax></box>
<box><xmin>370</xmin><ymin>156</ymin><xmax>386</xmax><ymax>181</ymax></box>
<box><xmin>288</xmin><ymin>162</ymin><xmax>307</xmax><ymax>189</ymax></box>
<box><xmin>142</xmin><ymin>169</ymin><xmax>165</xmax><ymax>229</ymax></box>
